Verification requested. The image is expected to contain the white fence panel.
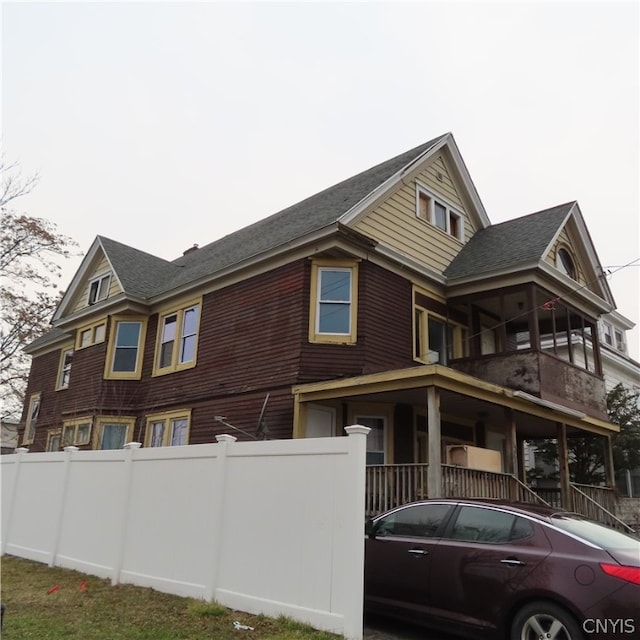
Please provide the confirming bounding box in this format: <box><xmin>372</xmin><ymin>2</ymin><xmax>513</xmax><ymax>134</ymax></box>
<box><xmin>0</xmin><ymin>427</ymin><xmax>369</xmax><ymax>640</ymax></box>
<box><xmin>120</xmin><ymin>444</ymin><xmax>220</xmax><ymax>598</ymax></box>
<box><xmin>55</xmin><ymin>449</ymin><xmax>131</xmax><ymax>578</ymax></box>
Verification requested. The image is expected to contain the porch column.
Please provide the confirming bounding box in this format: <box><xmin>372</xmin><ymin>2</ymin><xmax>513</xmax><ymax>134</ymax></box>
<box><xmin>503</xmin><ymin>408</ymin><xmax>519</xmax><ymax>501</ymax></box>
<box><xmin>426</xmin><ymin>386</ymin><xmax>442</xmax><ymax>498</ymax></box>
<box><xmin>557</xmin><ymin>422</ymin><xmax>573</xmax><ymax>510</ymax></box>
<box><xmin>603</xmin><ymin>435</ymin><xmax>616</xmax><ymax>489</ymax></box>
<box><xmin>503</xmin><ymin>407</ymin><xmax>519</xmax><ymax>477</ymax></box>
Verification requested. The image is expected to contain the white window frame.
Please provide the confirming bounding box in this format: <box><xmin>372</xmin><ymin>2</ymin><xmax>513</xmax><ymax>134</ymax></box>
<box><xmin>415</xmin><ymin>184</ymin><xmax>464</xmax><ymax>241</ymax></box>
<box><xmin>88</xmin><ymin>273</ymin><xmax>111</xmax><ymax>305</ymax></box>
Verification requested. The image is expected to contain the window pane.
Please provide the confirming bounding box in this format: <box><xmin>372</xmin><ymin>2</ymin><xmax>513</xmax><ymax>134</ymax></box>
<box><xmin>418</xmin><ymin>192</ymin><xmax>430</xmax><ymax>220</ymax></box>
<box><xmin>428</xmin><ymin>318</ymin><xmax>446</xmax><ymax>364</ymax></box>
<box><xmin>377</xmin><ymin>504</ymin><xmax>452</xmax><ymax>538</ymax></box>
<box><xmin>113</xmin><ymin>322</ymin><xmax>141</xmax><ymax>372</ymax></box>
<box><xmin>318</xmin><ymin>302</ymin><xmax>350</xmax><ymax>334</ymax></box>
<box><xmin>180</xmin><ymin>335</ymin><xmax>196</xmax><ymax>363</ymax></box>
<box><xmin>62</xmin><ymin>425</ymin><xmax>75</xmax><ymax>446</ymax></box>
<box><xmin>97</xmin><ymin>275</ymin><xmax>110</xmax><ymax>299</ymax></box>
<box><xmin>434</xmin><ymin>202</ymin><xmax>447</xmax><ymax>230</ymax></box>
<box><xmin>81</xmin><ymin>329</ymin><xmax>92</xmax><ymax>347</ymax></box>
<box><xmin>182</xmin><ymin>307</ymin><xmax>198</xmax><ymax>335</ymax></box>
<box><xmin>449</xmin><ymin>213</ymin><xmax>460</xmax><ymax>238</ymax></box>
<box><xmin>101</xmin><ymin>424</ymin><xmax>127</xmax><ymax>450</ymax></box>
<box><xmin>159</xmin><ymin>341</ymin><xmax>174</xmax><ymax>368</ymax></box>
<box><xmin>450</xmin><ymin>506</ymin><xmax>515</xmax><ymax>543</ymax></box>
<box><xmin>94</xmin><ymin>324</ymin><xmax>106</xmax><ymax>342</ymax></box>
<box><xmin>149</xmin><ymin>421</ymin><xmax>165</xmax><ymax>447</ymax></box>
<box><xmin>320</xmin><ymin>270</ymin><xmax>351</xmax><ymax>302</ymax></box>
<box><xmin>116</xmin><ymin>322</ymin><xmax>141</xmax><ymax>347</ymax></box>
<box><xmin>48</xmin><ymin>434</ymin><xmax>61</xmax><ymax>452</ymax></box>
<box><xmin>76</xmin><ymin>423</ymin><xmax>91</xmax><ymax>444</ymax></box>
<box><xmin>162</xmin><ymin>315</ymin><xmax>177</xmax><ymax>342</ymax></box>
<box><xmin>170</xmin><ymin>418</ymin><xmax>188</xmax><ymax>446</ymax></box>
<box><xmin>114</xmin><ymin>348</ymin><xmax>138</xmax><ymax>372</ymax></box>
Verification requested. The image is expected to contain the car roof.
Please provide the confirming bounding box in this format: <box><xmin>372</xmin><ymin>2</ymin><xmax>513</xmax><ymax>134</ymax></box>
<box><xmin>387</xmin><ymin>497</ymin><xmax>567</xmax><ymax>521</ymax></box>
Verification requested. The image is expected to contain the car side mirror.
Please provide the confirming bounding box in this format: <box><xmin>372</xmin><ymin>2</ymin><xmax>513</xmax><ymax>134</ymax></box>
<box><xmin>365</xmin><ymin>518</ymin><xmax>377</xmax><ymax>539</ymax></box>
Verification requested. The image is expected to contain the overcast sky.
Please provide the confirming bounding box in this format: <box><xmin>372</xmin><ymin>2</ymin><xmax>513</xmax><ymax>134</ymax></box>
<box><xmin>3</xmin><ymin>1</ymin><xmax>639</xmax><ymax>356</ymax></box>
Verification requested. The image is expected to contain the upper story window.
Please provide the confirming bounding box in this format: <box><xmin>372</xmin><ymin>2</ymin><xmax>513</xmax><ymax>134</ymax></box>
<box><xmin>309</xmin><ymin>259</ymin><xmax>359</xmax><ymax>344</ymax></box>
<box><xmin>22</xmin><ymin>392</ymin><xmax>41</xmax><ymax>444</ymax></box>
<box><xmin>416</xmin><ymin>185</ymin><xmax>464</xmax><ymax>241</ymax></box>
<box><xmin>104</xmin><ymin>316</ymin><xmax>147</xmax><ymax>379</ymax></box>
<box><xmin>602</xmin><ymin>322</ymin><xmax>613</xmax><ymax>346</ymax></box>
<box><xmin>555</xmin><ymin>248</ymin><xmax>576</xmax><ymax>279</ymax></box>
<box><xmin>414</xmin><ymin>307</ymin><xmax>466</xmax><ymax>364</ymax></box>
<box><xmin>56</xmin><ymin>346</ymin><xmax>74</xmax><ymax>390</ymax></box>
<box><xmin>614</xmin><ymin>329</ymin><xmax>626</xmax><ymax>353</ymax></box>
<box><xmin>77</xmin><ymin>319</ymin><xmax>107</xmax><ymax>350</ymax></box>
<box><xmin>153</xmin><ymin>300</ymin><xmax>201</xmax><ymax>375</ymax></box>
<box><xmin>88</xmin><ymin>273</ymin><xmax>111</xmax><ymax>305</ymax></box>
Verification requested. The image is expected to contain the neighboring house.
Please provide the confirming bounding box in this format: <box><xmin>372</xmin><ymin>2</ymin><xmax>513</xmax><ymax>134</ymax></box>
<box><xmin>18</xmin><ymin>133</ymin><xmax>631</xmax><ymax>518</ymax></box>
<box><xmin>1</xmin><ymin>417</ymin><xmax>19</xmax><ymax>454</ymax></box>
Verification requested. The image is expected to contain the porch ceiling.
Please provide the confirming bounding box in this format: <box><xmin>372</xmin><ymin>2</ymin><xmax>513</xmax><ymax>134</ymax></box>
<box><xmin>292</xmin><ymin>365</ymin><xmax>617</xmax><ymax>438</ymax></box>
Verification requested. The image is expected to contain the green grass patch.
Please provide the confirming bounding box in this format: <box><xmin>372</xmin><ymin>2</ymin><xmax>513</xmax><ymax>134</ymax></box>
<box><xmin>1</xmin><ymin>555</ymin><xmax>341</xmax><ymax>639</ymax></box>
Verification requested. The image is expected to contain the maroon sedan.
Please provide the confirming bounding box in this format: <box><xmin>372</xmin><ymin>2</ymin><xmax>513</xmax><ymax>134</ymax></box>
<box><xmin>364</xmin><ymin>499</ymin><xmax>640</xmax><ymax>640</ymax></box>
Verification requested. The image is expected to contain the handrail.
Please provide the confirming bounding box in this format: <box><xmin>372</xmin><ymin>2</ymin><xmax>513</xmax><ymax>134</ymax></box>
<box><xmin>570</xmin><ymin>484</ymin><xmax>636</xmax><ymax>535</ymax></box>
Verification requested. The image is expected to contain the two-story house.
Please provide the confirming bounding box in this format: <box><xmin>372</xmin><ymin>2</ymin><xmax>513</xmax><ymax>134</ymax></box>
<box><xmin>19</xmin><ymin>133</ymin><xmax>631</xmax><ymax>524</ymax></box>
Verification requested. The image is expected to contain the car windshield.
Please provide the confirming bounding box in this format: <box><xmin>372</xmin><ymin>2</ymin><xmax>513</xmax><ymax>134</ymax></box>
<box><xmin>551</xmin><ymin>514</ymin><xmax>640</xmax><ymax>550</ymax></box>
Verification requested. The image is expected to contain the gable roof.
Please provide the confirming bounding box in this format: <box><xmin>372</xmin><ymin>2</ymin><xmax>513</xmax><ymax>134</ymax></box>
<box><xmin>162</xmin><ymin>134</ymin><xmax>449</xmax><ymax>293</ymax></box>
<box><xmin>56</xmin><ymin>134</ymin><xmax>451</xmax><ymax>316</ymax></box>
<box><xmin>444</xmin><ymin>202</ymin><xmax>575</xmax><ymax>279</ymax></box>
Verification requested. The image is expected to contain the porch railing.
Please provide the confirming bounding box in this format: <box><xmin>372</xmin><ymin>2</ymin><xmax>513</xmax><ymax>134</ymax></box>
<box><xmin>570</xmin><ymin>484</ymin><xmax>634</xmax><ymax>534</ymax></box>
<box><xmin>364</xmin><ymin>464</ymin><xmax>547</xmax><ymax>517</ymax></box>
<box><xmin>364</xmin><ymin>465</ymin><xmax>637</xmax><ymax>534</ymax></box>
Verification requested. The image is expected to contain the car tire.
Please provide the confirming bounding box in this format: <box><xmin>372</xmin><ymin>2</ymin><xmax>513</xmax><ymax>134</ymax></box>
<box><xmin>511</xmin><ymin>600</ymin><xmax>583</xmax><ymax>640</ymax></box>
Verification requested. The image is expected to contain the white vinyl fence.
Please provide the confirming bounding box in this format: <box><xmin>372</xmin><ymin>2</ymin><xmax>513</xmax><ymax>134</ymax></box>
<box><xmin>1</xmin><ymin>426</ymin><xmax>370</xmax><ymax>639</ymax></box>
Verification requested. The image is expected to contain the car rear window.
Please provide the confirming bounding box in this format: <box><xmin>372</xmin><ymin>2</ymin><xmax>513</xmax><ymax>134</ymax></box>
<box><xmin>551</xmin><ymin>515</ymin><xmax>639</xmax><ymax>550</ymax></box>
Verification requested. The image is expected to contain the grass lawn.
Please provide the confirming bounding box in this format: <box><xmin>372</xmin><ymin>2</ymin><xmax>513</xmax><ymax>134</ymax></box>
<box><xmin>1</xmin><ymin>555</ymin><xmax>341</xmax><ymax>639</ymax></box>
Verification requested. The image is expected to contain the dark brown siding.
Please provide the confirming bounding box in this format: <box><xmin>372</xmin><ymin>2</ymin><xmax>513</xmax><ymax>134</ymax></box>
<box><xmin>21</xmin><ymin>255</ymin><xmax>422</xmax><ymax>449</ymax></box>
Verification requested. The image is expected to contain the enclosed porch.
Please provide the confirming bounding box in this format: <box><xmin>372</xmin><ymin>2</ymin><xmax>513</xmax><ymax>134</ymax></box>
<box><xmin>292</xmin><ymin>365</ymin><xmax>631</xmax><ymax>532</ymax></box>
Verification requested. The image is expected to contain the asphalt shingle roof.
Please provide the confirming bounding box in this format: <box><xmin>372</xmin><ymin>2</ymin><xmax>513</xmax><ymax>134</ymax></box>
<box><xmin>444</xmin><ymin>202</ymin><xmax>574</xmax><ymax>280</ymax></box>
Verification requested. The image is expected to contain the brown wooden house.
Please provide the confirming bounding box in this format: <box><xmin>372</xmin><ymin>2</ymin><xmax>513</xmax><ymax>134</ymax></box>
<box><xmin>19</xmin><ymin>133</ymin><xmax>631</xmax><ymax>527</ymax></box>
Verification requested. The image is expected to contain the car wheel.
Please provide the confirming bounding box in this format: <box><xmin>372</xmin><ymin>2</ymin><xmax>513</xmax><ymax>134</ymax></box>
<box><xmin>511</xmin><ymin>601</ymin><xmax>583</xmax><ymax>640</ymax></box>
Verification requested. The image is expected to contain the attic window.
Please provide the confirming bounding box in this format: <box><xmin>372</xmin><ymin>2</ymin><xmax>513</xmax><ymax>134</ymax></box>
<box><xmin>88</xmin><ymin>274</ymin><xmax>111</xmax><ymax>305</ymax></box>
<box><xmin>416</xmin><ymin>185</ymin><xmax>464</xmax><ymax>241</ymax></box>
<box><xmin>555</xmin><ymin>248</ymin><xmax>576</xmax><ymax>279</ymax></box>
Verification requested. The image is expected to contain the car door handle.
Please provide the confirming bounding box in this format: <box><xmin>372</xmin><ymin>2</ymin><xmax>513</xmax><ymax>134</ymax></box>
<box><xmin>500</xmin><ymin>558</ymin><xmax>526</xmax><ymax>566</ymax></box>
<box><xmin>408</xmin><ymin>549</ymin><xmax>429</xmax><ymax>556</ymax></box>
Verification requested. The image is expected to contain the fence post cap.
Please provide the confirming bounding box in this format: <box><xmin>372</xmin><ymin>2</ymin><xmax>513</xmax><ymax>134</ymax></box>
<box><xmin>344</xmin><ymin>425</ymin><xmax>371</xmax><ymax>436</ymax></box>
<box><xmin>215</xmin><ymin>434</ymin><xmax>238</xmax><ymax>443</ymax></box>
<box><xmin>15</xmin><ymin>447</ymin><xmax>29</xmax><ymax>454</ymax></box>
<box><xmin>124</xmin><ymin>442</ymin><xmax>142</xmax><ymax>450</ymax></box>
<box><xmin>63</xmin><ymin>446</ymin><xmax>80</xmax><ymax>452</ymax></box>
